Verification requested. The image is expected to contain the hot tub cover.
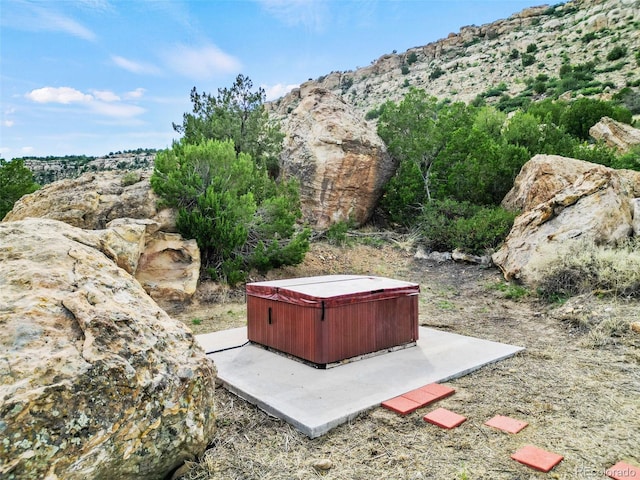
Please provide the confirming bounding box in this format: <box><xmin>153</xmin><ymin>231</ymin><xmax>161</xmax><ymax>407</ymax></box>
<box><xmin>246</xmin><ymin>275</ymin><xmax>419</xmax><ymax>308</ymax></box>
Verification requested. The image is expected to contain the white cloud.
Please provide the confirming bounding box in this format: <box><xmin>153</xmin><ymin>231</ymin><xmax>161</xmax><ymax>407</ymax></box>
<box><xmin>21</xmin><ymin>146</ymin><xmax>35</xmax><ymax>154</ymax></box>
<box><xmin>45</xmin><ymin>10</ymin><xmax>97</xmax><ymax>41</ymax></box>
<box><xmin>125</xmin><ymin>88</ymin><xmax>146</xmax><ymax>99</ymax></box>
<box><xmin>257</xmin><ymin>0</ymin><xmax>328</xmax><ymax>32</ymax></box>
<box><xmin>163</xmin><ymin>43</ymin><xmax>241</xmax><ymax>80</ymax></box>
<box><xmin>25</xmin><ymin>86</ymin><xmax>146</xmax><ymax>119</ymax></box>
<box><xmin>2</xmin><ymin>2</ymin><xmax>98</xmax><ymax>41</ymax></box>
<box><xmin>111</xmin><ymin>55</ymin><xmax>162</xmax><ymax>75</ymax></box>
<box><xmin>3</xmin><ymin>120</ymin><xmax>15</xmax><ymax>127</ymax></box>
<box><xmin>26</xmin><ymin>87</ymin><xmax>93</xmax><ymax>104</ymax></box>
<box><xmin>91</xmin><ymin>90</ymin><xmax>120</xmax><ymax>102</ymax></box>
<box><xmin>263</xmin><ymin>83</ymin><xmax>299</xmax><ymax>101</ymax></box>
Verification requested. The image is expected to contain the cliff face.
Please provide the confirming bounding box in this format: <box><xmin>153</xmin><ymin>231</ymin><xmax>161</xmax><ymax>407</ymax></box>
<box><xmin>269</xmin><ymin>0</ymin><xmax>640</xmax><ymax>119</ymax></box>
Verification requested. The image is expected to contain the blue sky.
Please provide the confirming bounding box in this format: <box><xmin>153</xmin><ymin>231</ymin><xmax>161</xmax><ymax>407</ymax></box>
<box><xmin>1</xmin><ymin>0</ymin><xmax>547</xmax><ymax>158</ymax></box>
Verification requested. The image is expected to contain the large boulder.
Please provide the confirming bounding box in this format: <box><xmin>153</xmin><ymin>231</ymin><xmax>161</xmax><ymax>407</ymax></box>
<box><xmin>493</xmin><ymin>155</ymin><xmax>640</xmax><ymax>283</ymax></box>
<box><xmin>0</xmin><ymin>218</ymin><xmax>216</xmax><ymax>480</ymax></box>
<box><xmin>104</xmin><ymin>218</ymin><xmax>201</xmax><ymax>308</ymax></box>
<box><xmin>279</xmin><ymin>87</ymin><xmax>396</xmax><ymax>230</ymax></box>
<box><xmin>3</xmin><ymin>171</ymin><xmax>199</xmax><ymax>304</ymax></box>
<box><xmin>589</xmin><ymin>116</ymin><xmax>640</xmax><ymax>153</ymax></box>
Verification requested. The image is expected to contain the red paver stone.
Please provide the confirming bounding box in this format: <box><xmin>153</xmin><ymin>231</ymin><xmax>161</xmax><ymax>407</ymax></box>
<box><xmin>484</xmin><ymin>415</ymin><xmax>529</xmax><ymax>434</ymax></box>
<box><xmin>401</xmin><ymin>388</ymin><xmax>438</xmax><ymax>406</ymax></box>
<box><xmin>381</xmin><ymin>396</ymin><xmax>422</xmax><ymax>415</ymax></box>
<box><xmin>420</xmin><ymin>383</ymin><xmax>455</xmax><ymax>400</ymax></box>
<box><xmin>511</xmin><ymin>445</ymin><xmax>564</xmax><ymax>472</ymax></box>
<box><xmin>423</xmin><ymin>407</ymin><xmax>467</xmax><ymax>429</ymax></box>
<box><xmin>606</xmin><ymin>461</ymin><xmax>640</xmax><ymax>480</ymax></box>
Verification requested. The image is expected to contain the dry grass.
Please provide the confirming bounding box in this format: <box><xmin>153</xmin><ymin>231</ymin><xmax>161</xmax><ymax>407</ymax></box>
<box><xmin>172</xmin><ymin>239</ymin><xmax>640</xmax><ymax>480</ymax></box>
<box><xmin>531</xmin><ymin>238</ymin><xmax>640</xmax><ymax>300</ymax></box>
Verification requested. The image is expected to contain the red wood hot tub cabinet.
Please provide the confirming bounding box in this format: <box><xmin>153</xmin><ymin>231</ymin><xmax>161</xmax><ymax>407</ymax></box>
<box><xmin>246</xmin><ymin>275</ymin><xmax>420</xmax><ymax>367</ymax></box>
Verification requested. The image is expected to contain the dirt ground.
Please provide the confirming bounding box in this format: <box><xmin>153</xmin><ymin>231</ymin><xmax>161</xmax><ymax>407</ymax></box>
<box><xmin>172</xmin><ymin>239</ymin><xmax>640</xmax><ymax>480</ymax></box>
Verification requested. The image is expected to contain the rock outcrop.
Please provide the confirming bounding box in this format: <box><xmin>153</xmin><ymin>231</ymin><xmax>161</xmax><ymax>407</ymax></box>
<box><xmin>3</xmin><ymin>170</ymin><xmax>167</xmax><ymax>230</ymax></box>
<box><xmin>0</xmin><ymin>218</ymin><xmax>216</xmax><ymax>480</ymax></box>
<box><xmin>493</xmin><ymin>155</ymin><xmax>640</xmax><ymax>283</ymax></box>
<box><xmin>589</xmin><ymin>116</ymin><xmax>640</xmax><ymax>153</ymax></box>
<box><xmin>134</xmin><ymin>231</ymin><xmax>201</xmax><ymax>303</ymax></box>
<box><xmin>279</xmin><ymin>87</ymin><xmax>395</xmax><ymax>230</ymax></box>
<box><xmin>3</xmin><ymin>171</ymin><xmax>199</xmax><ymax>305</ymax></box>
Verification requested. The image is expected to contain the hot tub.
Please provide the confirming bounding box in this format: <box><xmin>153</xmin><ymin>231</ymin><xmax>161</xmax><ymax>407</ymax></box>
<box><xmin>246</xmin><ymin>275</ymin><xmax>419</xmax><ymax>367</ymax></box>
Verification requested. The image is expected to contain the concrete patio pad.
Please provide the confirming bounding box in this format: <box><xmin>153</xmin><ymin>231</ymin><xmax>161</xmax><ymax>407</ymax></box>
<box><xmin>196</xmin><ymin>327</ymin><xmax>524</xmax><ymax>438</ymax></box>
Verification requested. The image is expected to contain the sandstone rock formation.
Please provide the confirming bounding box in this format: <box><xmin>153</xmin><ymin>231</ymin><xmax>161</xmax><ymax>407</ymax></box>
<box><xmin>134</xmin><ymin>231</ymin><xmax>201</xmax><ymax>303</ymax></box>
<box><xmin>493</xmin><ymin>155</ymin><xmax>640</xmax><ymax>283</ymax></box>
<box><xmin>3</xmin><ymin>171</ymin><xmax>199</xmax><ymax>305</ymax></box>
<box><xmin>589</xmin><ymin>116</ymin><xmax>640</xmax><ymax>153</ymax></box>
<box><xmin>0</xmin><ymin>218</ymin><xmax>216</xmax><ymax>480</ymax></box>
<box><xmin>279</xmin><ymin>87</ymin><xmax>395</xmax><ymax>230</ymax></box>
<box><xmin>3</xmin><ymin>170</ymin><xmax>167</xmax><ymax>229</ymax></box>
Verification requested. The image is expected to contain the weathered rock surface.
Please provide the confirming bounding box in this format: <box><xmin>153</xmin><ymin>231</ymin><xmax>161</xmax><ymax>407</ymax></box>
<box><xmin>135</xmin><ymin>231</ymin><xmax>201</xmax><ymax>303</ymax></box>
<box><xmin>589</xmin><ymin>116</ymin><xmax>640</xmax><ymax>153</ymax></box>
<box><xmin>279</xmin><ymin>87</ymin><xmax>395</xmax><ymax>230</ymax></box>
<box><xmin>0</xmin><ymin>218</ymin><xmax>216</xmax><ymax>480</ymax></box>
<box><xmin>3</xmin><ymin>169</ymin><xmax>170</xmax><ymax>230</ymax></box>
<box><xmin>3</xmin><ymin>171</ymin><xmax>199</xmax><ymax>304</ymax></box>
<box><xmin>493</xmin><ymin>155</ymin><xmax>640</xmax><ymax>283</ymax></box>
<box><xmin>101</xmin><ymin>218</ymin><xmax>200</xmax><ymax>307</ymax></box>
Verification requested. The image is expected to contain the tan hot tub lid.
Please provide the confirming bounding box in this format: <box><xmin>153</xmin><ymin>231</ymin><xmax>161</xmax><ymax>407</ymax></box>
<box><xmin>246</xmin><ymin>275</ymin><xmax>419</xmax><ymax>307</ymax></box>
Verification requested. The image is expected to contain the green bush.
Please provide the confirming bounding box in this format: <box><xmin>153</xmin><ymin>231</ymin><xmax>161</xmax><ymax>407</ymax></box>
<box><xmin>488</xmin><ymin>281</ymin><xmax>530</xmax><ymax>300</ymax></box>
<box><xmin>325</xmin><ymin>220</ymin><xmax>353</xmax><ymax>246</ymax></box>
<box><xmin>401</xmin><ymin>65</ymin><xmax>410</xmax><ymax>75</ymax></box>
<box><xmin>0</xmin><ymin>159</ymin><xmax>40</xmax><ymax>218</ymax></box>
<box><xmin>380</xmin><ymin>159</ymin><xmax>426</xmax><ymax>225</ymax></box>
<box><xmin>452</xmin><ymin>206</ymin><xmax>517</xmax><ymax>254</ymax></box>
<box><xmin>606</xmin><ymin>45</ymin><xmax>627</xmax><ymax>61</ymax></box>
<box><xmin>571</xmin><ymin>142</ymin><xmax>618</xmax><ymax>167</ymax></box>
<box><xmin>612</xmin><ymin>146</ymin><xmax>640</xmax><ymax>171</ymax></box>
<box><xmin>151</xmin><ymin>139</ymin><xmax>309</xmax><ymax>284</ymax></box>
<box><xmin>341</xmin><ymin>76</ymin><xmax>354</xmax><ymax>93</ymax></box>
<box><xmin>533</xmin><ymin>80</ymin><xmax>547</xmax><ymax>94</ymax></box>
<box><xmin>406</xmin><ymin>52</ymin><xmax>418</xmax><ymax>65</ymax></box>
<box><xmin>429</xmin><ymin>67</ymin><xmax>445</xmax><ymax>80</ymax></box>
<box><xmin>495</xmin><ymin>94</ymin><xmax>531</xmax><ymax>112</ymax></box>
<box><xmin>521</xmin><ymin>53</ymin><xmax>536</xmax><ymax>67</ymax></box>
<box><xmin>416</xmin><ymin>199</ymin><xmax>515</xmax><ymax>255</ymax></box>
<box><xmin>613</xmin><ymin>87</ymin><xmax>640</xmax><ymax>114</ymax></box>
<box><xmin>560</xmin><ymin>97</ymin><xmax>631</xmax><ymax>140</ymax></box>
<box><xmin>365</xmin><ymin>107</ymin><xmax>382</xmax><ymax>120</ymax></box>
<box><xmin>483</xmin><ymin>82</ymin><xmax>508</xmax><ymax>98</ymax></box>
<box><xmin>121</xmin><ymin>171</ymin><xmax>140</xmax><ymax>186</ymax></box>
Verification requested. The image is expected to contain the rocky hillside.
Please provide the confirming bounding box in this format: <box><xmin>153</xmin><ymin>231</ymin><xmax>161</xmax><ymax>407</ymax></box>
<box><xmin>23</xmin><ymin>150</ymin><xmax>156</xmax><ymax>185</ymax></box>
<box><xmin>269</xmin><ymin>0</ymin><xmax>640</xmax><ymax>119</ymax></box>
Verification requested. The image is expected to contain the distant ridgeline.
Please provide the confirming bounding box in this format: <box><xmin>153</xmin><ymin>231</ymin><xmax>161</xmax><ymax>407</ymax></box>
<box><xmin>20</xmin><ymin>149</ymin><xmax>157</xmax><ymax>185</ymax></box>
